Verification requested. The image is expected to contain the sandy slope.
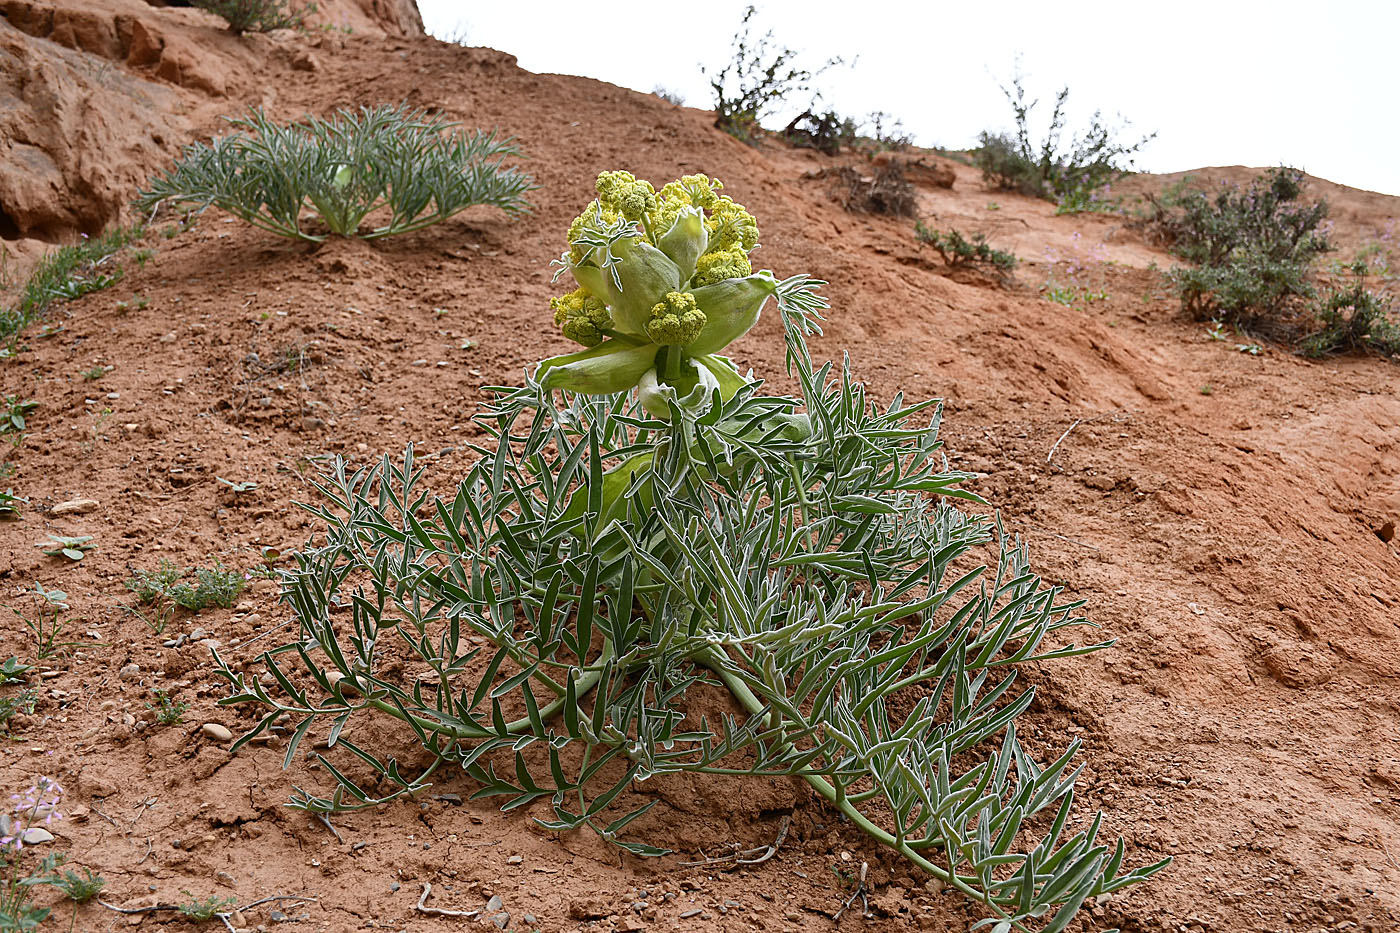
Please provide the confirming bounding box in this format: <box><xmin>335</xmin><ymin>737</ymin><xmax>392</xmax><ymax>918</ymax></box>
<box><xmin>0</xmin><ymin>6</ymin><xmax>1397</xmax><ymax>932</ymax></box>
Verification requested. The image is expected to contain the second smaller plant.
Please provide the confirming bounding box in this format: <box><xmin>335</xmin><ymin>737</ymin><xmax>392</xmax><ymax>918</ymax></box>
<box><xmin>139</xmin><ymin>105</ymin><xmax>533</xmax><ymax>242</ymax></box>
<box><xmin>192</xmin><ymin>0</ymin><xmax>313</xmax><ymax>34</ymax></box>
<box><xmin>915</xmin><ymin>222</ymin><xmax>1017</xmax><ymax>274</ymax></box>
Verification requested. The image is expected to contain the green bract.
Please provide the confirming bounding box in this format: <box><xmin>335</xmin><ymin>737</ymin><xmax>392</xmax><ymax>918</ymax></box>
<box><xmin>543</xmin><ymin>172</ymin><xmax>773</xmax><ymax>420</ymax></box>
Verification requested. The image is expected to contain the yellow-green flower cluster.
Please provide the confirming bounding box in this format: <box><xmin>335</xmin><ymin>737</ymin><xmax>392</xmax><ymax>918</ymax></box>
<box><xmin>550</xmin><ymin>287</ymin><xmax>611</xmax><ymax>347</ymax></box>
<box><xmin>551</xmin><ymin>172</ymin><xmax>763</xmax><ymax>348</ymax></box>
<box><xmin>540</xmin><ymin>170</ymin><xmax>778</xmax><ymax>420</ymax></box>
<box><xmin>646</xmin><ymin>291</ymin><xmax>705</xmax><ymax>346</ymax></box>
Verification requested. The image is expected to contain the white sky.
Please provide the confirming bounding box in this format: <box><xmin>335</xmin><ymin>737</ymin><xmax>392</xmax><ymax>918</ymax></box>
<box><xmin>418</xmin><ymin>0</ymin><xmax>1399</xmax><ymax>197</ymax></box>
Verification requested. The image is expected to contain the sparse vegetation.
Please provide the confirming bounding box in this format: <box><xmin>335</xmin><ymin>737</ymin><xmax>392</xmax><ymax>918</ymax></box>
<box><xmin>704</xmin><ymin>5</ymin><xmax>842</xmax><ymax>144</ymax></box>
<box><xmin>1301</xmin><ymin>264</ymin><xmax>1400</xmax><ymax>357</ymax></box>
<box><xmin>1</xmin><ymin>396</ymin><xmax>36</xmax><ymax>435</ymax></box>
<box><xmin>0</xmin><ymin>688</ymin><xmax>35</xmax><ymax>736</ymax></box>
<box><xmin>1</xmin><ymin>225</ymin><xmax>145</xmax><ymax>344</ymax></box>
<box><xmin>7</xmin><ymin>584</ymin><xmax>79</xmax><ymax>660</ymax></box>
<box><xmin>127</xmin><ymin>560</ymin><xmax>246</xmax><ymax>613</ymax></box>
<box><xmin>976</xmin><ymin>71</ymin><xmax>1152</xmax><ymax>205</ymax></box>
<box><xmin>148</xmin><ymin>689</ymin><xmax>191</xmax><ymax>725</ymax></box>
<box><xmin>781</xmin><ymin>109</ymin><xmax>857</xmax><ymax>155</ymax></box>
<box><xmin>191</xmin><ymin>0</ymin><xmax>314</xmax><ymax>34</ymax></box>
<box><xmin>915</xmin><ymin>221</ymin><xmax>1017</xmax><ymax>274</ymax></box>
<box><xmin>177</xmin><ymin>893</ymin><xmax>238</xmax><ymax>921</ymax></box>
<box><xmin>139</xmin><ymin>105</ymin><xmax>534</xmax><ymax>242</ymax></box>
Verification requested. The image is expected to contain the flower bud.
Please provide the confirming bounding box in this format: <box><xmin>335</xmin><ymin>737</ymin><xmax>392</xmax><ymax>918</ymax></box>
<box><xmin>686</xmin><ymin>272</ymin><xmax>778</xmax><ymax>355</ymax></box>
<box><xmin>537</xmin><ymin>340</ymin><xmax>658</xmax><ymax>395</ymax></box>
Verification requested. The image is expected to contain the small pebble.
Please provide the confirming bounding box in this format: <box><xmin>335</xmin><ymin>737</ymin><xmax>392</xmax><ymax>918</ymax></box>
<box><xmin>485</xmin><ymin>895</ymin><xmax>503</xmax><ymax>912</ymax></box>
<box><xmin>506</xmin><ymin>855</ymin><xmax>523</xmax><ymax>865</ymax></box>
<box><xmin>118</xmin><ymin>664</ymin><xmax>140</xmax><ymax>681</ymax></box>
<box><xmin>679</xmin><ymin>909</ymin><xmax>702</xmax><ymax>919</ymax></box>
<box><xmin>490</xmin><ymin>913</ymin><xmax>510</xmax><ymax>930</ymax></box>
<box><xmin>21</xmin><ymin>828</ymin><xmax>54</xmax><ymax>844</ymax></box>
<box><xmin>201</xmin><ymin>723</ymin><xmax>233</xmax><ymax>743</ymax></box>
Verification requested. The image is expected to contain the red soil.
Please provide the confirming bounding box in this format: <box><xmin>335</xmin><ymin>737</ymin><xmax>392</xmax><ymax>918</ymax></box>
<box><xmin>0</xmin><ymin>5</ymin><xmax>1397</xmax><ymax>932</ymax></box>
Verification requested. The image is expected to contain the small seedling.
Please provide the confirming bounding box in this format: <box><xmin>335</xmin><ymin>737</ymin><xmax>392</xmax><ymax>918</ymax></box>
<box><xmin>1200</xmin><ymin>384</ymin><xmax>1214</xmax><ymax>396</ymax></box>
<box><xmin>147</xmin><ymin>689</ymin><xmax>190</xmax><ymax>725</ymax></box>
<box><xmin>1</xmin><ymin>396</ymin><xmax>37</xmax><ymax>434</ymax></box>
<box><xmin>115</xmin><ymin>295</ymin><xmax>149</xmax><ymax>312</ymax></box>
<box><xmin>7</xmin><ymin>584</ymin><xmax>80</xmax><ymax>660</ymax></box>
<box><xmin>0</xmin><ymin>688</ymin><xmax>36</xmax><ymax>734</ymax></box>
<box><xmin>1205</xmin><ymin>321</ymin><xmax>1228</xmax><ymax>341</ymax></box>
<box><xmin>177</xmin><ymin>893</ymin><xmax>238</xmax><ymax>921</ymax></box>
<box><xmin>0</xmin><ymin>657</ymin><xmax>31</xmax><ymax>685</ymax></box>
<box><xmin>46</xmin><ymin>863</ymin><xmax>105</xmax><ymax>904</ymax></box>
<box><xmin>985</xmin><ymin>201</ymin><xmax>1001</xmax><ymax>211</ymax></box>
<box><xmin>0</xmin><ymin>489</ymin><xmax>26</xmax><ymax>519</ymax></box>
<box><xmin>79</xmin><ymin>365</ymin><xmax>110</xmax><ymax>381</ymax></box>
<box><xmin>1235</xmin><ymin>343</ymin><xmax>1262</xmax><ymax>355</ymax></box>
<box><xmin>39</xmin><ymin>535</ymin><xmax>95</xmax><ymax>561</ymax></box>
<box><xmin>216</xmin><ymin>477</ymin><xmax>259</xmax><ymax>494</ymax></box>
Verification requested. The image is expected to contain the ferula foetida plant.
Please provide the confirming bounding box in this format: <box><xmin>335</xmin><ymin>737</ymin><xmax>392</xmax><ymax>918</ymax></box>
<box><xmin>139</xmin><ymin>105</ymin><xmax>533</xmax><ymax>242</ymax></box>
<box><xmin>216</xmin><ymin>170</ymin><xmax>1167</xmax><ymax>932</ymax></box>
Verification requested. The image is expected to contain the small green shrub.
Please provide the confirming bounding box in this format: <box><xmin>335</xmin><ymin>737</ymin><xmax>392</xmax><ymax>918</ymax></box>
<box><xmin>704</xmin><ymin>5</ymin><xmax>842</xmax><ymax>144</ymax></box>
<box><xmin>915</xmin><ymin>221</ymin><xmax>1017</xmax><ymax>273</ymax></box>
<box><xmin>1161</xmin><ymin>167</ymin><xmax>1331</xmax><ymax>325</ymax></box>
<box><xmin>127</xmin><ymin>560</ymin><xmax>245</xmax><ymax>612</ymax></box>
<box><xmin>139</xmin><ymin>105</ymin><xmax>533</xmax><ymax>242</ymax></box>
<box><xmin>975</xmin><ymin>72</ymin><xmax>1152</xmax><ymax>204</ymax></box>
<box><xmin>177</xmin><ymin>893</ymin><xmax>238</xmax><ymax>921</ymax></box>
<box><xmin>1</xmin><ymin>225</ymin><xmax>143</xmax><ymax>342</ymax></box>
<box><xmin>148</xmin><ymin>689</ymin><xmax>191</xmax><ymax>725</ymax></box>
<box><xmin>1301</xmin><ymin>267</ymin><xmax>1400</xmax><ymax>357</ymax></box>
<box><xmin>191</xmin><ymin>0</ymin><xmax>313</xmax><ymax>34</ymax></box>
